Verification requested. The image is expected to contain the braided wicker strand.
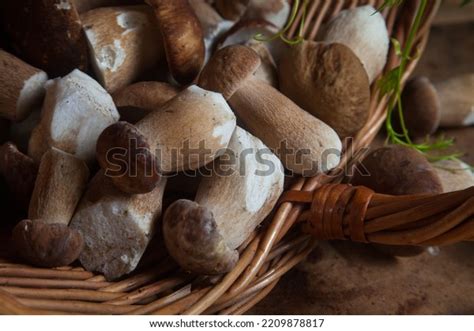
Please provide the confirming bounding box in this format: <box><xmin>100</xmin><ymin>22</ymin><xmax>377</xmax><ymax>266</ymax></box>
<box><xmin>281</xmin><ymin>185</ymin><xmax>474</xmax><ymax>246</ymax></box>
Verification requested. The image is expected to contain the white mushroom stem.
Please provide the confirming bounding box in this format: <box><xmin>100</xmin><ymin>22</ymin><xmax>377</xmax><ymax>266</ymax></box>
<box><xmin>230</xmin><ymin>77</ymin><xmax>342</xmax><ymax>176</ymax></box>
<box><xmin>81</xmin><ymin>5</ymin><xmax>163</xmax><ymax>93</ymax></box>
<box><xmin>436</xmin><ymin>74</ymin><xmax>474</xmax><ymax>127</ymax></box>
<box><xmin>28</xmin><ymin>69</ymin><xmax>119</xmax><ymax>164</ymax></box>
<box><xmin>0</xmin><ymin>50</ymin><xmax>48</xmax><ymax>122</ymax></box>
<box><xmin>136</xmin><ymin>85</ymin><xmax>236</xmax><ymax>173</ymax></box>
<box><xmin>434</xmin><ymin>159</ymin><xmax>474</xmax><ymax>193</ymax></box>
<box><xmin>196</xmin><ymin>127</ymin><xmax>284</xmax><ymax>249</ymax></box>
<box><xmin>163</xmin><ymin>127</ymin><xmax>284</xmax><ymax>274</ymax></box>
<box><xmin>321</xmin><ymin>5</ymin><xmax>389</xmax><ymax>84</ymax></box>
<box><xmin>29</xmin><ymin>148</ymin><xmax>89</xmax><ymax>225</ymax></box>
<box><xmin>189</xmin><ymin>0</ymin><xmax>234</xmax><ymax>62</ymax></box>
<box><xmin>71</xmin><ymin>173</ymin><xmax>167</xmax><ymax>280</ymax></box>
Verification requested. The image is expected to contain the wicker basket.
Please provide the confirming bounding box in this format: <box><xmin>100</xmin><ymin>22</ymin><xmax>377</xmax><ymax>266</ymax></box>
<box><xmin>1</xmin><ymin>0</ymin><xmax>471</xmax><ymax>315</ymax></box>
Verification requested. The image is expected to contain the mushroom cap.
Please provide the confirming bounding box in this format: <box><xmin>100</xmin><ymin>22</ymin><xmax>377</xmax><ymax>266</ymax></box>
<box><xmin>163</xmin><ymin>199</ymin><xmax>238</xmax><ymax>275</ymax></box>
<box><xmin>351</xmin><ymin>145</ymin><xmax>443</xmax><ymax>195</ymax></box>
<box><xmin>147</xmin><ymin>0</ymin><xmax>205</xmax><ymax>85</ymax></box>
<box><xmin>96</xmin><ymin>121</ymin><xmax>161</xmax><ymax>194</ymax></box>
<box><xmin>399</xmin><ymin>76</ymin><xmax>441</xmax><ymax>138</ymax></box>
<box><xmin>199</xmin><ymin>45</ymin><xmax>261</xmax><ymax>100</ymax></box>
<box><xmin>112</xmin><ymin>81</ymin><xmax>180</xmax><ymax>123</ymax></box>
<box><xmin>13</xmin><ymin>219</ymin><xmax>84</xmax><ymax>267</ymax></box>
<box><xmin>279</xmin><ymin>41</ymin><xmax>370</xmax><ymax>138</ymax></box>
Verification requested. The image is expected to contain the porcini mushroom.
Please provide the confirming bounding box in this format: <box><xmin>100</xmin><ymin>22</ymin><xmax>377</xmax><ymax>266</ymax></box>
<box><xmin>146</xmin><ymin>0</ymin><xmax>205</xmax><ymax>85</ymax></box>
<box><xmin>0</xmin><ymin>50</ymin><xmax>48</xmax><ymax>122</ymax></box>
<box><xmin>189</xmin><ymin>0</ymin><xmax>234</xmax><ymax>62</ymax></box>
<box><xmin>351</xmin><ymin>145</ymin><xmax>443</xmax><ymax>195</ymax></box>
<box><xmin>12</xmin><ymin>147</ymin><xmax>89</xmax><ymax>267</ymax></box>
<box><xmin>320</xmin><ymin>5</ymin><xmax>389</xmax><ymax>84</ymax></box>
<box><xmin>28</xmin><ymin>69</ymin><xmax>119</xmax><ymax>164</ymax></box>
<box><xmin>163</xmin><ymin>127</ymin><xmax>284</xmax><ymax>275</ymax></box>
<box><xmin>435</xmin><ymin>74</ymin><xmax>474</xmax><ymax>127</ymax></box>
<box><xmin>215</xmin><ymin>0</ymin><xmax>249</xmax><ymax>21</ymax></box>
<box><xmin>0</xmin><ymin>0</ymin><xmax>89</xmax><ymax>77</ymax></box>
<box><xmin>199</xmin><ymin>45</ymin><xmax>342</xmax><ymax>176</ymax></box>
<box><xmin>0</xmin><ymin>142</ymin><xmax>38</xmax><ymax>210</ymax></box>
<box><xmin>112</xmin><ymin>81</ymin><xmax>180</xmax><ymax>123</ymax></box>
<box><xmin>434</xmin><ymin>159</ymin><xmax>474</xmax><ymax>193</ymax></box>
<box><xmin>279</xmin><ymin>41</ymin><xmax>370</xmax><ymax>138</ymax></box>
<box><xmin>97</xmin><ymin>85</ymin><xmax>236</xmax><ymax>194</ymax></box>
<box><xmin>71</xmin><ymin>172</ymin><xmax>167</xmax><ymax>280</ymax></box>
<box><xmin>81</xmin><ymin>5</ymin><xmax>163</xmax><ymax>93</ymax></box>
<box><xmin>399</xmin><ymin>76</ymin><xmax>441</xmax><ymax>138</ymax></box>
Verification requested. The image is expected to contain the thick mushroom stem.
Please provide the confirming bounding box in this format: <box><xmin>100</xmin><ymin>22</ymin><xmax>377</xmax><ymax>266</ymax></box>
<box><xmin>163</xmin><ymin>200</ymin><xmax>238</xmax><ymax>275</ymax></box>
<box><xmin>12</xmin><ymin>147</ymin><xmax>89</xmax><ymax>267</ymax></box>
<box><xmin>97</xmin><ymin>85</ymin><xmax>236</xmax><ymax>194</ymax></box>
<box><xmin>146</xmin><ymin>0</ymin><xmax>205</xmax><ymax>85</ymax></box>
<box><xmin>71</xmin><ymin>173</ymin><xmax>167</xmax><ymax>280</ymax></box>
<box><xmin>164</xmin><ymin>127</ymin><xmax>284</xmax><ymax>275</ymax></box>
<box><xmin>0</xmin><ymin>50</ymin><xmax>48</xmax><ymax>122</ymax></box>
<box><xmin>199</xmin><ymin>45</ymin><xmax>342</xmax><ymax>176</ymax></box>
<box><xmin>81</xmin><ymin>6</ymin><xmax>163</xmax><ymax>93</ymax></box>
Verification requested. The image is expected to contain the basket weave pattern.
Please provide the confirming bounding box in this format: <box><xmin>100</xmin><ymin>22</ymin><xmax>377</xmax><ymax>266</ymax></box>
<box><xmin>0</xmin><ymin>0</ymin><xmax>459</xmax><ymax>315</ymax></box>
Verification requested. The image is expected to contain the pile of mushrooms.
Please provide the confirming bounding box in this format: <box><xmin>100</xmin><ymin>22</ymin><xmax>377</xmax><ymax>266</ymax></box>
<box><xmin>0</xmin><ymin>0</ymin><xmax>471</xmax><ymax>281</ymax></box>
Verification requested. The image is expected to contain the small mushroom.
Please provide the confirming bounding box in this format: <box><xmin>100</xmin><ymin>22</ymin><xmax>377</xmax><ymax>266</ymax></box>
<box><xmin>97</xmin><ymin>85</ymin><xmax>236</xmax><ymax>193</ymax></box>
<box><xmin>73</xmin><ymin>0</ymin><xmax>143</xmax><ymax>13</ymax></box>
<box><xmin>0</xmin><ymin>0</ymin><xmax>89</xmax><ymax>77</ymax></box>
<box><xmin>28</xmin><ymin>69</ymin><xmax>119</xmax><ymax>164</ymax></box>
<box><xmin>112</xmin><ymin>81</ymin><xmax>180</xmax><ymax>123</ymax></box>
<box><xmin>433</xmin><ymin>159</ymin><xmax>474</xmax><ymax>193</ymax></box>
<box><xmin>215</xmin><ymin>0</ymin><xmax>249</xmax><ymax>21</ymax></box>
<box><xmin>0</xmin><ymin>50</ymin><xmax>48</xmax><ymax>122</ymax></box>
<box><xmin>320</xmin><ymin>5</ymin><xmax>389</xmax><ymax>84</ymax></box>
<box><xmin>189</xmin><ymin>0</ymin><xmax>234</xmax><ymax>64</ymax></box>
<box><xmin>0</xmin><ymin>142</ymin><xmax>38</xmax><ymax>210</ymax></box>
<box><xmin>279</xmin><ymin>41</ymin><xmax>370</xmax><ymax>138</ymax></box>
<box><xmin>351</xmin><ymin>145</ymin><xmax>443</xmax><ymax>195</ymax></box>
<box><xmin>12</xmin><ymin>147</ymin><xmax>89</xmax><ymax>267</ymax></box>
<box><xmin>435</xmin><ymin>74</ymin><xmax>474</xmax><ymax>128</ymax></box>
<box><xmin>399</xmin><ymin>76</ymin><xmax>441</xmax><ymax>138</ymax></box>
<box><xmin>81</xmin><ymin>5</ymin><xmax>163</xmax><ymax>93</ymax></box>
<box><xmin>199</xmin><ymin>45</ymin><xmax>342</xmax><ymax>176</ymax></box>
<box><xmin>163</xmin><ymin>127</ymin><xmax>284</xmax><ymax>275</ymax></box>
<box><xmin>146</xmin><ymin>0</ymin><xmax>205</xmax><ymax>85</ymax></box>
<box><xmin>71</xmin><ymin>172</ymin><xmax>167</xmax><ymax>280</ymax></box>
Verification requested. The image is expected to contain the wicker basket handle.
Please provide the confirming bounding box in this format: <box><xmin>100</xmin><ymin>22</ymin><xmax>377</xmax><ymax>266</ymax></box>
<box><xmin>281</xmin><ymin>185</ymin><xmax>474</xmax><ymax>246</ymax></box>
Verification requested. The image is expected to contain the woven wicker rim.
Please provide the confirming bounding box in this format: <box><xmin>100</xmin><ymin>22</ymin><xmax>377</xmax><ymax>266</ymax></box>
<box><xmin>0</xmin><ymin>0</ymin><xmax>443</xmax><ymax>315</ymax></box>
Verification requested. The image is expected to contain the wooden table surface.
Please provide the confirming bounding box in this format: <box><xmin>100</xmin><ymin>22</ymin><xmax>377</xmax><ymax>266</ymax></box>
<box><xmin>250</xmin><ymin>5</ymin><xmax>474</xmax><ymax>315</ymax></box>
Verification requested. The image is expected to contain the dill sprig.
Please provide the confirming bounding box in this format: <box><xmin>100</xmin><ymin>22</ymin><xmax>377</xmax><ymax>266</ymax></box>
<box><xmin>254</xmin><ymin>0</ymin><xmax>308</xmax><ymax>45</ymax></box>
<box><xmin>378</xmin><ymin>0</ymin><xmax>469</xmax><ymax>163</ymax></box>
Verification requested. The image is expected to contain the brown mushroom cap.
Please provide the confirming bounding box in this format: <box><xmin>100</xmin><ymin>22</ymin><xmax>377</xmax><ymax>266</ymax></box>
<box><xmin>279</xmin><ymin>41</ymin><xmax>370</xmax><ymax>138</ymax></box>
<box><xmin>0</xmin><ymin>0</ymin><xmax>89</xmax><ymax>77</ymax></box>
<box><xmin>399</xmin><ymin>76</ymin><xmax>441</xmax><ymax>138</ymax></box>
<box><xmin>351</xmin><ymin>145</ymin><xmax>443</xmax><ymax>195</ymax></box>
<box><xmin>163</xmin><ymin>199</ymin><xmax>238</xmax><ymax>275</ymax></box>
<box><xmin>112</xmin><ymin>82</ymin><xmax>180</xmax><ymax>123</ymax></box>
<box><xmin>96</xmin><ymin>121</ymin><xmax>161</xmax><ymax>194</ymax></box>
<box><xmin>199</xmin><ymin>45</ymin><xmax>261</xmax><ymax>99</ymax></box>
<box><xmin>13</xmin><ymin>219</ymin><xmax>84</xmax><ymax>267</ymax></box>
<box><xmin>146</xmin><ymin>0</ymin><xmax>205</xmax><ymax>85</ymax></box>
